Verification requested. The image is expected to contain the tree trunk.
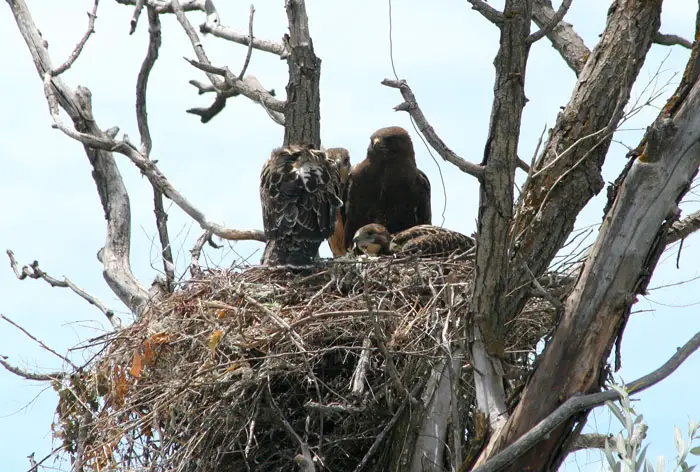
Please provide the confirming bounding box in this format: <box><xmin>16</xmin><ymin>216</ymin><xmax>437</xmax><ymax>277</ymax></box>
<box><xmin>283</xmin><ymin>0</ymin><xmax>321</xmax><ymax>148</ymax></box>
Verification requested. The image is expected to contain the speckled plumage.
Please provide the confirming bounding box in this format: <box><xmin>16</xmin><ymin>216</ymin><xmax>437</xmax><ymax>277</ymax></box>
<box><xmin>353</xmin><ymin>223</ymin><xmax>474</xmax><ymax>257</ymax></box>
<box><xmin>343</xmin><ymin>127</ymin><xmax>431</xmax><ymax>250</ymax></box>
<box><xmin>325</xmin><ymin>147</ymin><xmax>352</xmax><ymax>257</ymax></box>
<box><xmin>260</xmin><ymin>144</ymin><xmax>342</xmax><ymax>266</ymax></box>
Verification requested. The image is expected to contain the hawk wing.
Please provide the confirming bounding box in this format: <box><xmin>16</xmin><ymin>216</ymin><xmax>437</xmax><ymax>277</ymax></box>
<box><xmin>325</xmin><ymin>148</ymin><xmax>352</xmax><ymax>256</ymax></box>
<box><xmin>415</xmin><ymin>170</ymin><xmax>432</xmax><ymax>226</ymax></box>
<box><xmin>260</xmin><ymin>145</ymin><xmax>342</xmax><ymax>265</ymax></box>
<box><xmin>390</xmin><ymin>225</ymin><xmax>474</xmax><ymax>256</ymax></box>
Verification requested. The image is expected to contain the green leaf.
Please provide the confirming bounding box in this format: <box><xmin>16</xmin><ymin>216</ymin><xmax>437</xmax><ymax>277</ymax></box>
<box><xmin>689</xmin><ymin>446</ymin><xmax>700</xmax><ymax>456</ymax></box>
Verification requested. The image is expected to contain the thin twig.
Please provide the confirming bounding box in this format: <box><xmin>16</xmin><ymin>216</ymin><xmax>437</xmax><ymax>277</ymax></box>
<box><xmin>0</xmin><ymin>315</ymin><xmax>78</xmax><ymax>370</ymax></box>
<box><xmin>238</xmin><ymin>5</ymin><xmax>255</xmax><ymax>80</ymax></box>
<box><xmin>6</xmin><ymin>250</ymin><xmax>120</xmax><ymax>328</ymax></box>
<box><xmin>0</xmin><ymin>357</ymin><xmax>64</xmax><ymax>382</ymax></box>
<box><xmin>52</xmin><ymin>0</ymin><xmax>99</xmax><ymax>76</ymax></box>
<box><xmin>136</xmin><ymin>6</ymin><xmax>161</xmax><ymax>157</ymax></box>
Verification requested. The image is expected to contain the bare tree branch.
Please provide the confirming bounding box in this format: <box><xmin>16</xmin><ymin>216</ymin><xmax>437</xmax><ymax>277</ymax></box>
<box><xmin>52</xmin><ymin>0</ymin><xmax>99</xmax><ymax>76</ymax></box>
<box><xmin>489</xmin><ymin>23</ymin><xmax>700</xmax><ymax>467</ymax></box>
<box><xmin>0</xmin><ymin>356</ymin><xmax>64</xmax><ymax>382</ymax></box>
<box><xmin>170</xmin><ymin>0</ymin><xmax>223</xmax><ymax>88</ymax></box>
<box><xmin>527</xmin><ymin>0</ymin><xmax>572</xmax><ymax>44</ymax></box>
<box><xmin>474</xmin><ymin>330</ymin><xmax>700</xmax><ymax>472</ymax></box>
<box><xmin>466</xmin><ymin>0</ymin><xmax>504</xmax><ymax>25</ymax></box>
<box><xmin>532</xmin><ymin>0</ymin><xmax>589</xmax><ymax>75</ymax></box>
<box><xmin>135</xmin><ymin>7</ymin><xmax>175</xmax><ymax>291</ymax></box>
<box><xmin>1</xmin><ymin>315</ymin><xmax>78</xmax><ymax>370</ymax></box>
<box><xmin>6</xmin><ymin>250</ymin><xmax>120</xmax><ymax>329</ymax></box>
<box><xmin>238</xmin><ymin>5</ymin><xmax>255</xmax><ymax>80</ymax></box>
<box><xmin>667</xmin><ymin>209</ymin><xmax>700</xmax><ymax>244</ymax></box>
<box><xmin>129</xmin><ymin>0</ymin><xmax>146</xmax><ymax>34</ymax></box>
<box><xmin>8</xmin><ymin>0</ymin><xmax>152</xmax><ymax>316</ymax></box>
<box><xmin>171</xmin><ymin>0</ymin><xmax>284</xmax><ymax>125</ymax></box>
<box><xmin>115</xmin><ymin>0</ymin><xmax>206</xmax><ymax>14</ymax></box>
<box><xmin>654</xmin><ymin>31</ymin><xmax>693</xmax><ymax>49</ymax></box>
<box><xmin>185</xmin><ymin>58</ymin><xmax>285</xmax><ymax>122</ymax></box>
<box><xmin>382</xmin><ymin>78</ymin><xmax>485</xmax><ymax>179</ymax></box>
<box><xmin>499</xmin><ymin>0</ymin><xmax>663</xmax><ymax>364</ymax></box>
<box><xmin>189</xmin><ymin>230</ymin><xmax>221</xmax><ymax>277</ymax></box>
<box><xmin>199</xmin><ymin>0</ymin><xmax>288</xmax><ymax>57</ymax></box>
<box><xmin>136</xmin><ymin>7</ymin><xmax>161</xmax><ymax>156</ymax></box>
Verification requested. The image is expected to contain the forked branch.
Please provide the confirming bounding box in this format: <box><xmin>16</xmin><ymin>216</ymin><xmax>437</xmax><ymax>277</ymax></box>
<box><xmin>466</xmin><ymin>0</ymin><xmax>504</xmax><ymax>25</ymax></box>
<box><xmin>527</xmin><ymin>0</ymin><xmax>572</xmax><ymax>44</ymax></box>
<box><xmin>532</xmin><ymin>0</ymin><xmax>589</xmax><ymax>75</ymax></box>
<box><xmin>6</xmin><ymin>250</ymin><xmax>120</xmax><ymax>329</ymax></box>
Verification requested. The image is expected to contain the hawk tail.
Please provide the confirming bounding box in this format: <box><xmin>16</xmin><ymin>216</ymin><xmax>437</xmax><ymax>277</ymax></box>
<box><xmin>261</xmin><ymin>238</ymin><xmax>323</xmax><ymax>267</ymax></box>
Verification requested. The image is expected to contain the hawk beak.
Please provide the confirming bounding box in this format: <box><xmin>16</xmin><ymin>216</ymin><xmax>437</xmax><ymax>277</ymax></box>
<box><xmin>353</xmin><ymin>232</ymin><xmax>370</xmax><ymax>246</ymax></box>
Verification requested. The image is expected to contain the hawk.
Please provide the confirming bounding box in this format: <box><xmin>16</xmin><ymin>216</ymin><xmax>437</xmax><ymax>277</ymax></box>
<box><xmin>343</xmin><ymin>126</ymin><xmax>431</xmax><ymax>251</ymax></box>
<box><xmin>260</xmin><ymin>144</ymin><xmax>342</xmax><ymax>266</ymax></box>
<box><xmin>352</xmin><ymin>223</ymin><xmax>475</xmax><ymax>257</ymax></box>
<box><xmin>325</xmin><ymin>147</ymin><xmax>352</xmax><ymax>256</ymax></box>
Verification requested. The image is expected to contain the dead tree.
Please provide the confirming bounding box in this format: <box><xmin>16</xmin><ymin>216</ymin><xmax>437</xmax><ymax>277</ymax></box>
<box><xmin>3</xmin><ymin>0</ymin><xmax>700</xmax><ymax>471</ymax></box>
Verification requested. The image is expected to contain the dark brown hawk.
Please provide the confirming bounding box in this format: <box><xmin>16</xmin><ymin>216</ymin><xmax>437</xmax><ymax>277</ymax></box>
<box><xmin>260</xmin><ymin>144</ymin><xmax>342</xmax><ymax>266</ymax></box>
<box><xmin>343</xmin><ymin>126</ymin><xmax>431</xmax><ymax>250</ymax></box>
<box><xmin>352</xmin><ymin>223</ymin><xmax>474</xmax><ymax>257</ymax></box>
<box><xmin>325</xmin><ymin>147</ymin><xmax>352</xmax><ymax>256</ymax></box>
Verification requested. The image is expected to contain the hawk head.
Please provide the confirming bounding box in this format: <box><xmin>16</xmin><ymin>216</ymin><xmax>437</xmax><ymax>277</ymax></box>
<box><xmin>367</xmin><ymin>126</ymin><xmax>415</xmax><ymax>163</ymax></box>
<box><xmin>352</xmin><ymin>223</ymin><xmax>392</xmax><ymax>256</ymax></box>
<box><xmin>325</xmin><ymin>147</ymin><xmax>352</xmax><ymax>183</ymax></box>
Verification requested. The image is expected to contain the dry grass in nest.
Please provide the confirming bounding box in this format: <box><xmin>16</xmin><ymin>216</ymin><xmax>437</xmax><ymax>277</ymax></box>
<box><xmin>51</xmin><ymin>256</ymin><xmax>558</xmax><ymax>472</ymax></box>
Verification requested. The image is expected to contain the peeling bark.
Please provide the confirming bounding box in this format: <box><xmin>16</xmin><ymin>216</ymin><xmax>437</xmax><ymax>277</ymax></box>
<box><xmin>283</xmin><ymin>0</ymin><xmax>321</xmax><ymax>147</ymax></box>
<box><xmin>482</xmin><ymin>14</ymin><xmax>700</xmax><ymax>470</ymax></box>
<box><xmin>505</xmin><ymin>0</ymin><xmax>663</xmax><ymax>343</ymax></box>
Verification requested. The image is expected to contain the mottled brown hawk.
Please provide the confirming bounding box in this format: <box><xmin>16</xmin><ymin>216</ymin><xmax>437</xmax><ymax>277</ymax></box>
<box><xmin>325</xmin><ymin>147</ymin><xmax>352</xmax><ymax>256</ymax></box>
<box><xmin>260</xmin><ymin>144</ymin><xmax>342</xmax><ymax>266</ymax></box>
<box><xmin>343</xmin><ymin>126</ymin><xmax>431</xmax><ymax>250</ymax></box>
<box><xmin>352</xmin><ymin>223</ymin><xmax>474</xmax><ymax>257</ymax></box>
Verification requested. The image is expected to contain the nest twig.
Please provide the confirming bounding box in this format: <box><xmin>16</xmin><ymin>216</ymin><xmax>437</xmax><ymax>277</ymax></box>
<box><xmin>50</xmin><ymin>256</ymin><xmax>558</xmax><ymax>471</ymax></box>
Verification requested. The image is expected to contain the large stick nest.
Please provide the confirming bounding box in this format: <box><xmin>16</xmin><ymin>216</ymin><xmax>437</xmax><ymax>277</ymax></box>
<box><xmin>52</xmin><ymin>256</ymin><xmax>558</xmax><ymax>471</ymax></box>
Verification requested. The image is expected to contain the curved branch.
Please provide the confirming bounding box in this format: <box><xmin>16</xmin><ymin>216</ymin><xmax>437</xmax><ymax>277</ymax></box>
<box><xmin>474</xmin><ymin>330</ymin><xmax>700</xmax><ymax>472</ymax></box>
<box><xmin>381</xmin><ymin>79</ymin><xmax>484</xmax><ymax>178</ymax></box>
<box><xmin>8</xmin><ymin>0</ymin><xmax>151</xmax><ymax>316</ymax></box>
<box><xmin>6</xmin><ymin>250</ymin><xmax>120</xmax><ymax>329</ymax></box>
<box><xmin>0</xmin><ymin>357</ymin><xmax>64</xmax><ymax>382</ymax></box>
<box><xmin>654</xmin><ymin>32</ymin><xmax>693</xmax><ymax>49</ymax></box>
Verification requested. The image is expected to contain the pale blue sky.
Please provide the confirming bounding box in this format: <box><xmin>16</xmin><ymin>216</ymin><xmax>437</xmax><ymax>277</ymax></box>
<box><xmin>0</xmin><ymin>1</ymin><xmax>698</xmax><ymax>470</ymax></box>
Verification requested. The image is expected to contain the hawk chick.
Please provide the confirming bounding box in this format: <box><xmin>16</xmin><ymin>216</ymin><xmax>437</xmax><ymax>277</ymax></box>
<box><xmin>343</xmin><ymin>126</ymin><xmax>431</xmax><ymax>251</ymax></box>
